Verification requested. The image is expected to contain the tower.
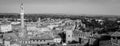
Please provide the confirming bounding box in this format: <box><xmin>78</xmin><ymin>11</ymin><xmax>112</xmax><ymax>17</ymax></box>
<box><xmin>19</xmin><ymin>0</ymin><xmax>25</xmax><ymax>38</ymax></box>
<box><xmin>20</xmin><ymin>0</ymin><xmax>24</xmax><ymax>29</ymax></box>
<box><xmin>66</xmin><ymin>30</ymin><xmax>73</xmax><ymax>43</ymax></box>
<box><xmin>65</xmin><ymin>21</ymin><xmax>76</xmax><ymax>43</ymax></box>
<box><xmin>38</xmin><ymin>18</ymin><xmax>41</xmax><ymax>22</ymax></box>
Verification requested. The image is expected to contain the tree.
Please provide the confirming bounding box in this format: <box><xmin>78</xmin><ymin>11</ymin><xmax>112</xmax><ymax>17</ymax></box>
<box><xmin>58</xmin><ymin>32</ymin><xmax>66</xmax><ymax>43</ymax></box>
<box><xmin>69</xmin><ymin>40</ymin><xmax>79</xmax><ymax>44</ymax></box>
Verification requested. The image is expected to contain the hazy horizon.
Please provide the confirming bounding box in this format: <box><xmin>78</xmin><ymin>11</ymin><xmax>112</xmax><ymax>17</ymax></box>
<box><xmin>0</xmin><ymin>0</ymin><xmax>120</xmax><ymax>15</ymax></box>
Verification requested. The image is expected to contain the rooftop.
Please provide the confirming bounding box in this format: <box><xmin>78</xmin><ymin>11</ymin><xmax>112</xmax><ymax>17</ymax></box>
<box><xmin>111</xmin><ymin>31</ymin><xmax>120</xmax><ymax>37</ymax></box>
<box><xmin>30</xmin><ymin>35</ymin><xmax>54</xmax><ymax>40</ymax></box>
<box><xmin>3</xmin><ymin>33</ymin><xmax>19</xmax><ymax>41</ymax></box>
<box><xmin>73</xmin><ymin>31</ymin><xmax>91</xmax><ymax>38</ymax></box>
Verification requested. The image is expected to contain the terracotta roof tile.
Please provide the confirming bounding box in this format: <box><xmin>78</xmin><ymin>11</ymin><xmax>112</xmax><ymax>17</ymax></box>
<box><xmin>111</xmin><ymin>31</ymin><xmax>120</xmax><ymax>36</ymax></box>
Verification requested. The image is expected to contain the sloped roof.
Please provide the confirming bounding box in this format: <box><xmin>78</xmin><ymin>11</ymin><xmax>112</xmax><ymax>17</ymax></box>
<box><xmin>73</xmin><ymin>31</ymin><xmax>91</xmax><ymax>37</ymax></box>
<box><xmin>3</xmin><ymin>33</ymin><xmax>19</xmax><ymax>40</ymax></box>
<box><xmin>30</xmin><ymin>34</ymin><xmax>54</xmax><ymax>40</ymax></box>
<box><xmin>111</xmin><ymin>31</ymin><xmax>120</xmax><ymax>36</ymax></box>
<box><xmin>54</xmin><ymin>35</ymin><xmax>61</xmax><ymax>38</ymax></box>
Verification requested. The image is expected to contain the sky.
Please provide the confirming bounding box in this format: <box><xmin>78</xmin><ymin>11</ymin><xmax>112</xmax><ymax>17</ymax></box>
<box><xmin>0</xmin><ymin>0</ymin><xmax>120</xmax><ymax>15</ymax></box>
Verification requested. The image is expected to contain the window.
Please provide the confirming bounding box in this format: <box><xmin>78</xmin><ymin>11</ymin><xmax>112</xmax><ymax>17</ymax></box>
<box><xmin>40</xmin><ymin>40</ymin><xmax>42</xmax><ymax>41</ymax></box>
<box><xmin>68</xmin><ymin>35</ymin><xmax>70</xmax><ymax>37</ymax></box>
<box><xmin>28</xmin><ymin>41</ymin><xmax>31</xmax><ymax>44</ymax></box>
<box><xmin>36</xmin><ymin>40</ymin><xmax>38</xmax><ymax>41</ymax></box>
<box><xmin>44</xmin><ymin>40</ymin><xmax>45</xmax><ymax>41</ymax></box>
<box><xmin>42</xmin><ymin>40</ymin><xmax>45</xmax><ymax>41</ymax></box>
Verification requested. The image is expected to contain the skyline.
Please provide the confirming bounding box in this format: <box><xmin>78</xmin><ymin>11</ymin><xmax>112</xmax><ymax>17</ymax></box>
<box><xmin>0</xmin><ymin>0</ymin><xmax>120</xmax><ymax>15</ymax></box>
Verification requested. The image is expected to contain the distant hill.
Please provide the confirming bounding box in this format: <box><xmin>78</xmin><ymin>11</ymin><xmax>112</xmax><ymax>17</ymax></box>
<box><xmin>0</xmin><ymin>13</ymin><xmax>19</xmax><ymax>15</ymax></box>
<box><xmin>0</xmin><ymin>13</ymin><xmax>120</xmax><ymax>19</ymax></box>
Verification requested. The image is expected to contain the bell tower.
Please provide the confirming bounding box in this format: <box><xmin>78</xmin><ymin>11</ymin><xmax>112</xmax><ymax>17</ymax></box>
<box><xmin>19</xmin><ymin>0</ymin><xmax>25</xmax><ymax>38</ymax></box>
